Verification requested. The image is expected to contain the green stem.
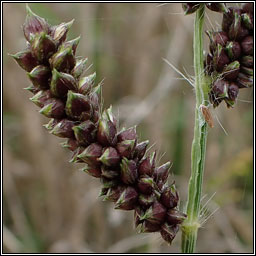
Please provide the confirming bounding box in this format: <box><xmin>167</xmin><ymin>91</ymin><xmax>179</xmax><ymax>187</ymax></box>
<box><xmin>181</xmin><ymin>5</ymin><xmax>211</xmax><ymax>253</ymax></box>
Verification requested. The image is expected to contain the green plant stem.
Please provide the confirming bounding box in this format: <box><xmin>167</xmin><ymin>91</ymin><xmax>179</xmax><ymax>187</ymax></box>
<box><xmin>181</xmin><ymin>5</ymin><xmax>211</xmax><ymax>253</ymax></box>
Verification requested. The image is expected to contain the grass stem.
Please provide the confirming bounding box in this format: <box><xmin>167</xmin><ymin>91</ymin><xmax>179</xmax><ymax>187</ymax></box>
<box><xmin>181</xmin><ymin>5</ymin><xmax>211</xmax><ymax>253</ymax></box>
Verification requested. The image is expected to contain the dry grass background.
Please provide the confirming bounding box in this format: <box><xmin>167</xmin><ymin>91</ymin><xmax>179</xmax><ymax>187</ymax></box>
<box><xmin>3</xmin><ymin>3</ymin><xmax>253</xmax><ymax>253</ymax></box>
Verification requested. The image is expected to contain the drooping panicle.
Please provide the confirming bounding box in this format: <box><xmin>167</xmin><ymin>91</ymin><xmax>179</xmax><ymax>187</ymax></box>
<box><xmin>205</xmin><ymin>3</ymin><xmax>254</xmax><ymax>108</ymax></box>
<box><xmin>11</xmin><ymin>5</ymin><xmax>186</xmax><ymax>246</ymax></box>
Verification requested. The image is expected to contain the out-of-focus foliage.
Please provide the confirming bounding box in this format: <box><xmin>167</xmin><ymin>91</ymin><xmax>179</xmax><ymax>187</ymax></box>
<box><xmin>3</xmin><ymin>3</ymin><xmax>253</xmax><ymax>253</ymax></box>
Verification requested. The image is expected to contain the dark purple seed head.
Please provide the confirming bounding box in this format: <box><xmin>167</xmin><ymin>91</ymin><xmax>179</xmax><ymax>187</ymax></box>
<box><xmin>9</xmin><ymin>49</ymin><xmax>38</xmax><ymax>72</ymax></box>
<box><xmin>160</xmin><ymin>184</ymin><xmax>179</xmax><ymax>209</ymax></box>
<box><xmin>115</xmin><ymin>186</ymin><xmax>138</xmax><ymax>210</ymax></box>
<box><xmin>65</xmin><ymin>91</ymin><xmax>92</xmax><ymax>121</ymax></box>
<box><xmin>120</xmin><ymin>158</ymin><xmax>138</xmax><ymax>184</ymax></box>
<box><xmin>50</xmin><ymin>20</ymin><xmax>74</xmax><ymax>45</ymax></box>
<box><xmin>81</xmin><ymin>163</ymin><xmax>102</xmax><ymax>178</ymax></box>
<box><xmin>49</xmin><ymin>46</ymin><xmax>76</xmax><ymax>72</ymax></box>
<box><xmin>241</xmin><ymin>36</ymin><xmax>253</xmax><ymax>55</ymax></box>
<box><xmin>39</xmin><ymin>98</ymin><xmax>65</xmax><ymax>119</ymax></box>
<box><xmin>160</xmin><ymin>223</ymin><xmax>179</xmax><ymax>245</ymax></box>
<box><xmin>77</xmin><ymin>143</ymin><xmax>103</xmax><ymax>166</ymax></box>
<box><xmin>166</xmin><ymin>209</ymin><xmax>187</xmax><ymax>225</ymax></box>
<box><xmin>140</xmin><ymin>201</ymin><xmax>166</xmax><ymax>225</ymax></box>
<box><xmin>97</xmin><ymin>106</ymin><xmax>117</xmax><ymax>146</ymax></box>
<box><xmin>29</xmin><ymin>89</ymin><xmax>51</xmax><ymax>107</ymax></box>
<box><xmin>50</xmin><ymin>119</ymin><xmax>75</xmax><ymax>138</ymax></box>
<box><xmin>23</xmin><ymin>5</ymin><xmax>49</xmax><ymax>42</ymax></box>
<box><xmin>137</xmin><ymin>176</ymin><xmax>155</xmax><ymax>195</ymax></box>
<box><xmin>27</xmin><ymin>65</ymin><xmax>51</xmax><ymax>89</ymax></box>
<box><xmin>72</xmin><ymin>120</ymin><xmax>96</xmax><ymax>146</ymax></box>
<box><xmin>99</xmin><ymin>147</ymin><xmax>120</xmax><ymax>167</ymax></box>
<box><xmin>182</xmin><ymin>3</ymin><xmax>201</xmax><ymax>15</ymax></box>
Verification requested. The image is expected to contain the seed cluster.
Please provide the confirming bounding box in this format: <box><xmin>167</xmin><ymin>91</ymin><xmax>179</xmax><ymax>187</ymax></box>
<box><xmin>206</xmin><ymin>3</ymin><xmax>254</xmax><ymax>108</ymax></box>
<box><xmin>182</xmin><ymin>3</ymin><xmax>253</xmax><ymax>108</ymax></box>
<box><xmin>11</xmin><ymin>6</ymin><xmax>186</xmax><ymax>245</ymax></box>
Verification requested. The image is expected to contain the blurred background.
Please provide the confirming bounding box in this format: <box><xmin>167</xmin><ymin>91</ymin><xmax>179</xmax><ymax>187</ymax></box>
<box><xmin>3</xmin><ymin>3</ymin><xmax>253</xmax><ymax>253</ymax></box>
